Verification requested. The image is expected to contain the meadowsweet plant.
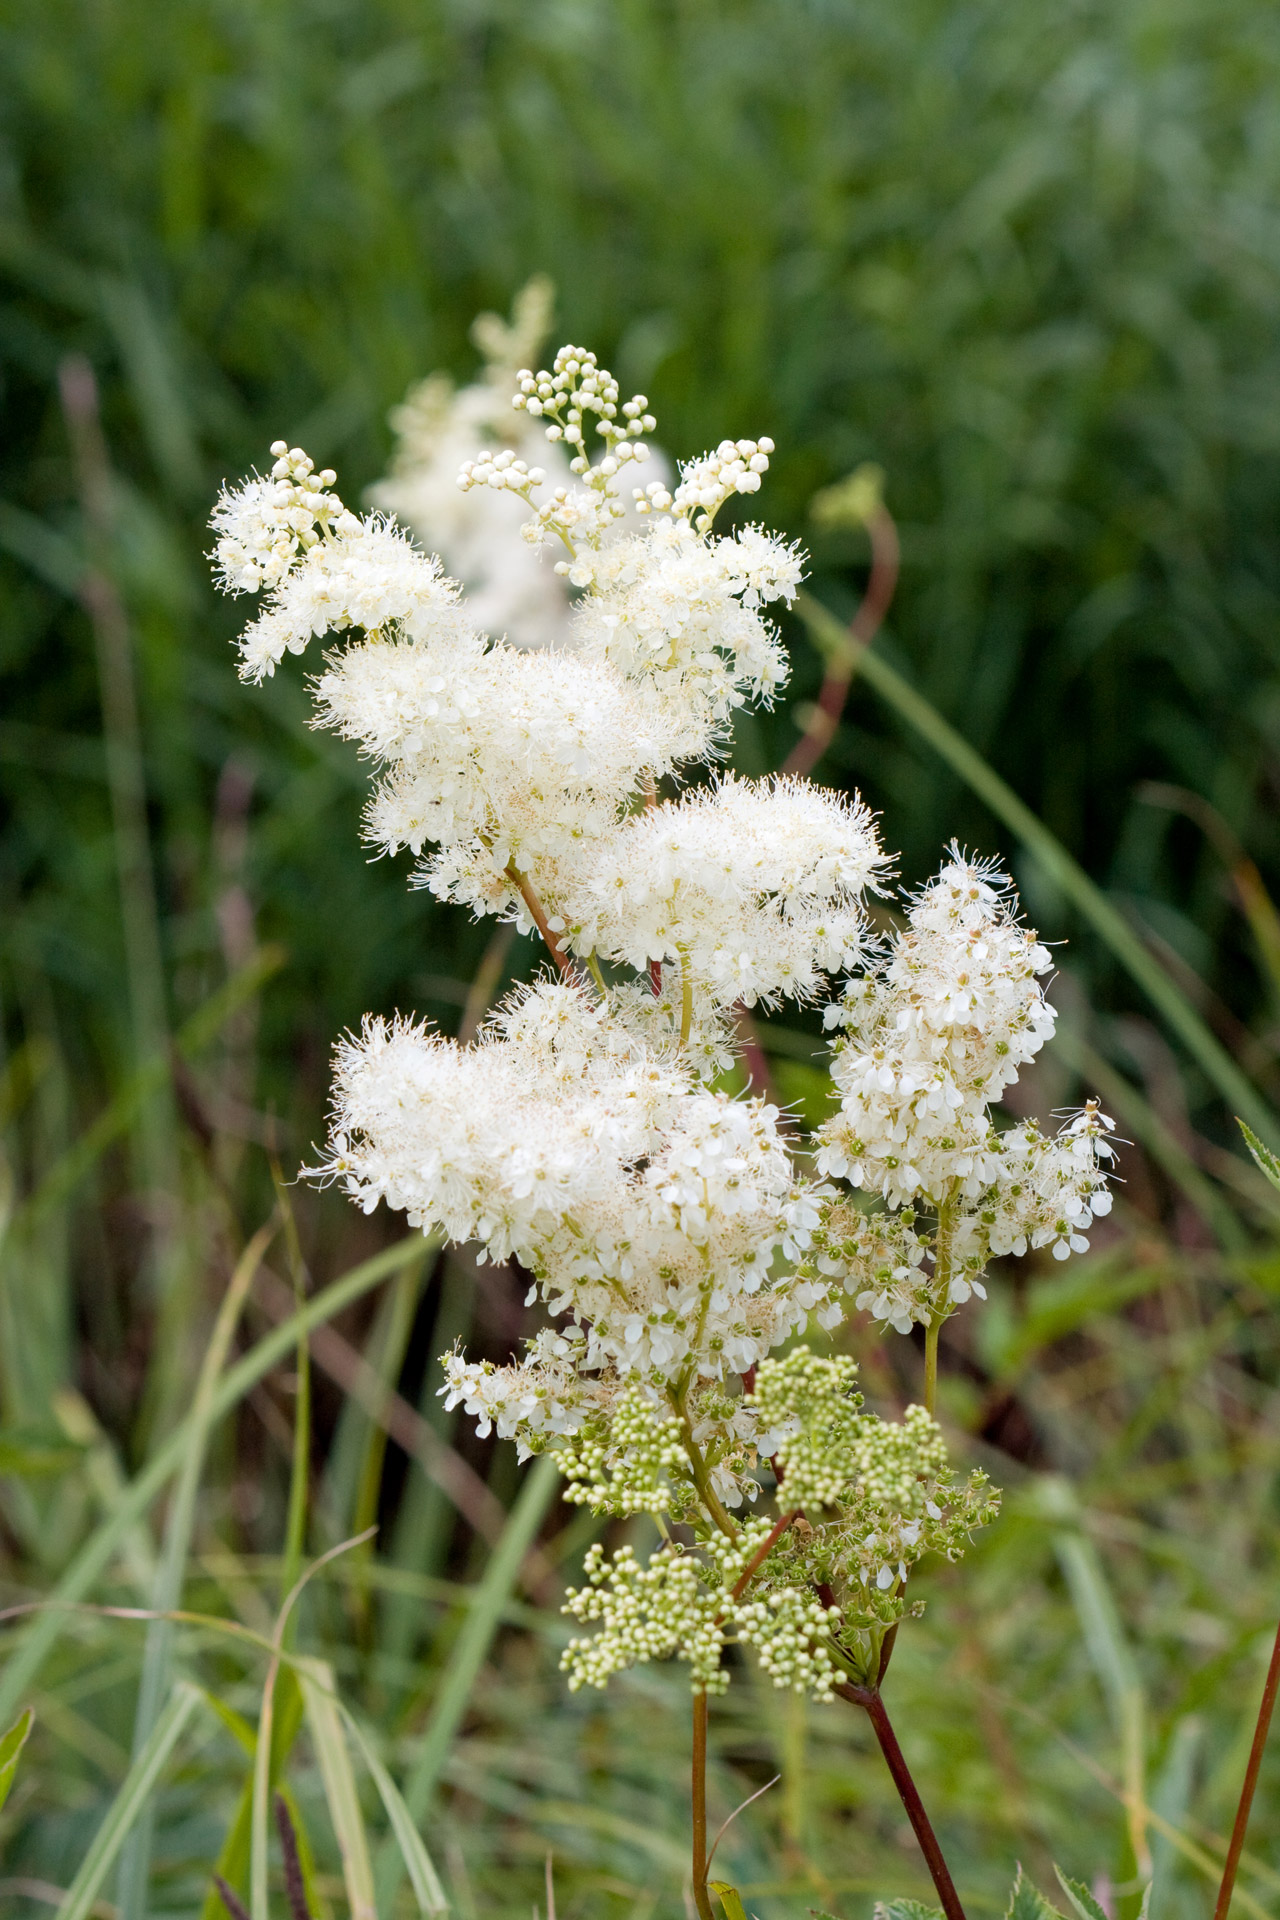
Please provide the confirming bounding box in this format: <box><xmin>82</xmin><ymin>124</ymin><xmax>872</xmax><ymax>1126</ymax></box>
<box><xmin>210</xmin><ymin>337</ymin><xmax>1115</xmax><ymax>1920</ymax></box>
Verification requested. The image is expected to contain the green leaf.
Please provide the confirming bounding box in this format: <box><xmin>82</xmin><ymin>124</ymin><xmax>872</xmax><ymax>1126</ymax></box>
<box><xmin>873</xmin><ymin>1902</ymin><xmax>944</xmax><ymax>1920</ymax></box>
<box><xmin>298</xmin><ymin>1660</ymin><xmax>377</xmax><ymax>1920</ymax></box>
<box><xmin>0</xmin><ymin>1706</ymin><xmax>34</xmax><ymax>1813</ymax></box>
<box><xmin>0</xmin><ymin>1431</ymin><xmax>83</xmax><ymax>1476</ymax></box>
<box><xmin>1240</xmin><ymin>1120</ymin><xmax>1280</xmax><ymax>1192</ymax></box>
<box><xmin>1006</xmin><ymin>1865</ymin><xmax>1063</xmax><ymax>1920</ymax></box>
<box><xmin>339</xmin><ymin>1703</ymin><xmax>448</xmax><ymax>1916</ymax></box>
<box><xmin>711</xmin><ymin>1882</ymin><xmax>751</xmax><ymax>1920</ymax></box>
<box><xmin>1054</xmin><ymin>1868</ymin><xmax>1110</xmax><ymax>1920</ymax></box>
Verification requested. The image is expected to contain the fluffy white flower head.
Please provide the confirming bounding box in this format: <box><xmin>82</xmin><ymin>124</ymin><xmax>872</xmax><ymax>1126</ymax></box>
<box><xmin>569</xmin><ymin>774</ymin><xmax>887</xmax><ymax>1013</ymax></box>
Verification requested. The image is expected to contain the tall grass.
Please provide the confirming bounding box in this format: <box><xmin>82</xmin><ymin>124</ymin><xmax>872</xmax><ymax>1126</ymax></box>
<box><xmin>4</xmin><ymin>1</ymin><xmax>1280</xmax><ymax>1914</ymax></box>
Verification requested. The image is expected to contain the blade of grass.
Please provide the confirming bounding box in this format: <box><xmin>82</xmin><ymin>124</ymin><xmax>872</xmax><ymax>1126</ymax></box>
<box><xmin>197</xmin><ymin>1672</ymin><xmax>307</xmax><ymax>1920</ymax></box>
<box><xmin>53</xmin><ymin>1680</ymin><xmax>203</xmax><ymax>1920</ymax></box>
<box><xmin>1055</xmin><ymin>1531</ymin><xmax>1151</xmax><ymax>1881</ymax></box>
<box><xmin>116</xmin><ymin>1219</ymin><xmax>277</xmax><ymax>1920</ymax></box>
<box><xmin>795</xmin><ymin>591</ymin><xmax>1280</xmax><ymax>1147</ymax></box>
<box><xmin>297</xmin><ymin>1661</ymin><xmax>377</xmax><ymax>1920</ymax></box>
<box><xmin>248</xmin><ymin>1537</ymin><xmax>373</xmax><ymax>1920</ymax></box>
<box><xmin>0</xmin><ymin>1706</ymin><xmax>34</xmax><ymax>1813</ymax></box>
<box><xmin>58</xmin><ymin>353</ymin><xmax>175</xmax><ymax>1239</ymax></box>
<box><xmin>384</xmin><ymin>1259</ymin><xmax>476</xmax><ymax>1665</ymax></box>
<box><xmin>338</xmin><ymin>1702</ymin><xmax>449</xmax><ymax>1916</ymax></box>
<box><xmin>0</xmin><ymin>1234</ymin><xmax>437</xmax><ymax>1722</ymax></box>
<box><xmin>374</xmin><ymin>1450</ymin><xmax>561</xmax><ymax>1910</ymax></box>
<box><xmin>270</xmin><ymin>1167</ymin><xmax>312</xmax><ymax>1618</ymax></box>
<box><xmin>1137</xmin><ymin>784</ymin><xmax>1280</xmax><ymax>1010</ymax></box>
<box><xmin>250</xmin><ymin>1541</ymin><xmax>374</xmax><ymax>1920</ymax></box>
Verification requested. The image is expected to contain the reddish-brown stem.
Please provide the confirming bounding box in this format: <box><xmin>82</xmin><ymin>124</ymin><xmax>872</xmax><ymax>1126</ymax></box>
<box><xmin>781</xmin><ymin>505</ymin><xmax>900</xmax><ymax>779</ymax></box>
<box><xmin>835</xmin><ymin>1682</ymin><xmax>966</xmax><ymax>1920</ymax></box>
<box><xmin>685</xmin><ymin>1504</ymin><xmax>799</xmax><ymax>1915</ymax></box>
<box><xmin>731</xmin><ymin>1509</ymin><xmax>801</xmax><ymax>1604</ymax></box>
<box><xmin>1214</xmin><ymin>1616</ymin><xmax>1280</xmax><ymax>1920</ymax></box>
<box><xmin>692</xmin><ymin>1690</ymin><xmax>715</xmax><ymax>1920</ymax></box>
<box><xmin>503</xmin><ymin>861</ymin><xmax>578</xmax><ymax>983</ymax></box>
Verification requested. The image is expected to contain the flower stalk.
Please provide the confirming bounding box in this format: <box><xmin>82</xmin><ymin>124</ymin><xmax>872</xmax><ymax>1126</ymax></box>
<box><xmin>836</xmin><ymin>1681</ymin><xmax>966</xmax><ymax>1920</ymax></box>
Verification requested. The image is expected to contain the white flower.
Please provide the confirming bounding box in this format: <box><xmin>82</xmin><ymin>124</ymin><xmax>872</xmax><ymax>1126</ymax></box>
<box><xmin>567</xmin><ymin>774</ymin><xmax>886</xmax><ymax>1013</ymax></box>
<box><xmin>817</xmin><ymin>850</ymin><xmax>1057</xmax><ymax>1208</ymax></box>
<box><xmin>572</xmin><ymin>517</ymin><xmax>802</xmax><ymax>727</ymax></box>
<box><xmin>211</xmin><ymin>443</ymin><xmax>360</xmax><ymax>599</ymax></box>
<box><xmin>369</xmin><ymin>280</ymin><xmax>583</xmax><ymax>650</ymax></box>
<box><xmin>309</xmin><ymin>981</ymin><xmax>833</xmax><ymax>1393</ymax></box>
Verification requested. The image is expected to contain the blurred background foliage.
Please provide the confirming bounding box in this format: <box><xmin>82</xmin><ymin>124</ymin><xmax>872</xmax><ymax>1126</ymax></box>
<box><xmin>5</xmin><ymin>0</ymin><xmax>1280</xmax><ymax>1916</ymax></box>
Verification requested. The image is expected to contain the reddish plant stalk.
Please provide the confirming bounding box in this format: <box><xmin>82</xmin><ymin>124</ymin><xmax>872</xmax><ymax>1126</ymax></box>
<box><xmin>835</xmin><ymin>1681</ymin><xmax>966</xmax><ymax>1920</ymax></box>
<box><xmin>782</xmin><ymin>505</ymin><xmax>900</xmax><ymax>779</ymax></box>
<box><xmin>731</xmin><ymin>1509</ymin><xmax>801</xmax><ymax>1604</ymax></box>
<box><xmin>1214</xmin><ymin>1616</ymin><xmax>1280</xmax><ymax>1920</ymax></box>
<box><xmin>504</xmin><ymin>860</ymin><xmax>578</xmax><ymax>983</ymax></box>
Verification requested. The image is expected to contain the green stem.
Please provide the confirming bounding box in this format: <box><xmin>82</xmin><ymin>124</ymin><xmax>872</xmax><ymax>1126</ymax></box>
<box><xmin>923</xmin><ymin>1319</ymin><xmax>941</xmax><ymax>1419</ymax></box>
<box><xmin>679</xmin><ymin>950</ymin><xmax>694</xmax><ymax>1048</ymax></box>
<box><xmin>672</xmin><ymin>1390</ymin><xmax>739</xmax><ymax>1540</ymax></box>
<box><xmin>692</xmin><ymin>1690</ymin><xmax>716</xmax><ymax>1920</ymax></box>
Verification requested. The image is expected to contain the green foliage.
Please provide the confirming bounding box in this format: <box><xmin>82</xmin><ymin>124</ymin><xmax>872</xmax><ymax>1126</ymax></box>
<box><xmin>1007</xmin><ymin>1866</ymin><xmax>1062</xmax><ymax>1920</ymax></box>
<box><xmin>5</xmin><ymin>3</ymin><xmax>1280</xmax><ymax>1917</ymax></box>
<box><xmin>0</xmin><ymin>1707</ymin><xmax>34</xmax><ymax>1815</ymax></box>
<box><xmin>1239</xmin><ymin>1118</ymin><xmax>1280</xmax><ymax>1191</ymax></box>
<box><xmin>1053</xmin><ymin>1869</ymin><xmax>1111</xmax><ymax>1920</ymax></box>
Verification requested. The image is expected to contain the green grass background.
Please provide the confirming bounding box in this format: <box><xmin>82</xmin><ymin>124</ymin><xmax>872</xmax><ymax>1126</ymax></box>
<box><xmin>4</xmin><ymin>2</ymin><xmax>1280</xmax><ymax>1916</ymax></box>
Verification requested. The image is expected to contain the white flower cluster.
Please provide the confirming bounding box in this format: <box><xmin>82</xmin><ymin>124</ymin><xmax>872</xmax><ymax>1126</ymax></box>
<box><xmin>566</xmin><ymin>775</ymin><xmax>885</xmax><ymax>1014</ymax></box>
<box><xmin>211</xmin><ymin>442</ymin><xmax>360</xmax><ymax>595</ymax></box>
<box><xmin>668</xmin><ymin>437</ymin><xmax>775</xmax><ymax>529</ymax></box>
<box><xmin>804</xmin><ymin>853</ymin><xmax>1115</xmax><ymax>1334</ymax></box>
<box><xmin>215</xmin><ymin>324</ymin><xmax>1114</xmax><ymax>1719</ymax></box>
<box><xmin>316</xmin><ymin>981</ymin><xmax>836</xmax><ymax>1458</ymax></box>
<box><xmin>211</xmin><ymin>344</ymin><xmax>807</xmax><ymax>959</ymax></box>
<box><xmin>570</xmin><ymin>518</ymin><xmax>801</xmax><ymax>728</ymax></box>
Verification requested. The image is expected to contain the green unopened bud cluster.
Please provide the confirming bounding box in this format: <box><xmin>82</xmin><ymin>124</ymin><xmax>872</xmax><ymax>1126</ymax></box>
<box><xmin>559</xmin><ymin>1386</ymin><xmax>692</xmax><ymax>1517</ymax></box>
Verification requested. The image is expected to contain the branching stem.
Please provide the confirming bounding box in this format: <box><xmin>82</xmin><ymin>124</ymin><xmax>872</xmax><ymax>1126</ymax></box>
<box><xmin>731</xmin><ymin>1509</ymin><xmax>801</xmax><ymax>1604</ymax></box>
<box><xmin>679</xmin><ymin>949</ymin><xmax>694</xmax><ymax>1048</ymax></box>
<box><xmin>835</xmin><ymin>1681</ymin><xmax>966</xmax><ymax>1920</ymax></box>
